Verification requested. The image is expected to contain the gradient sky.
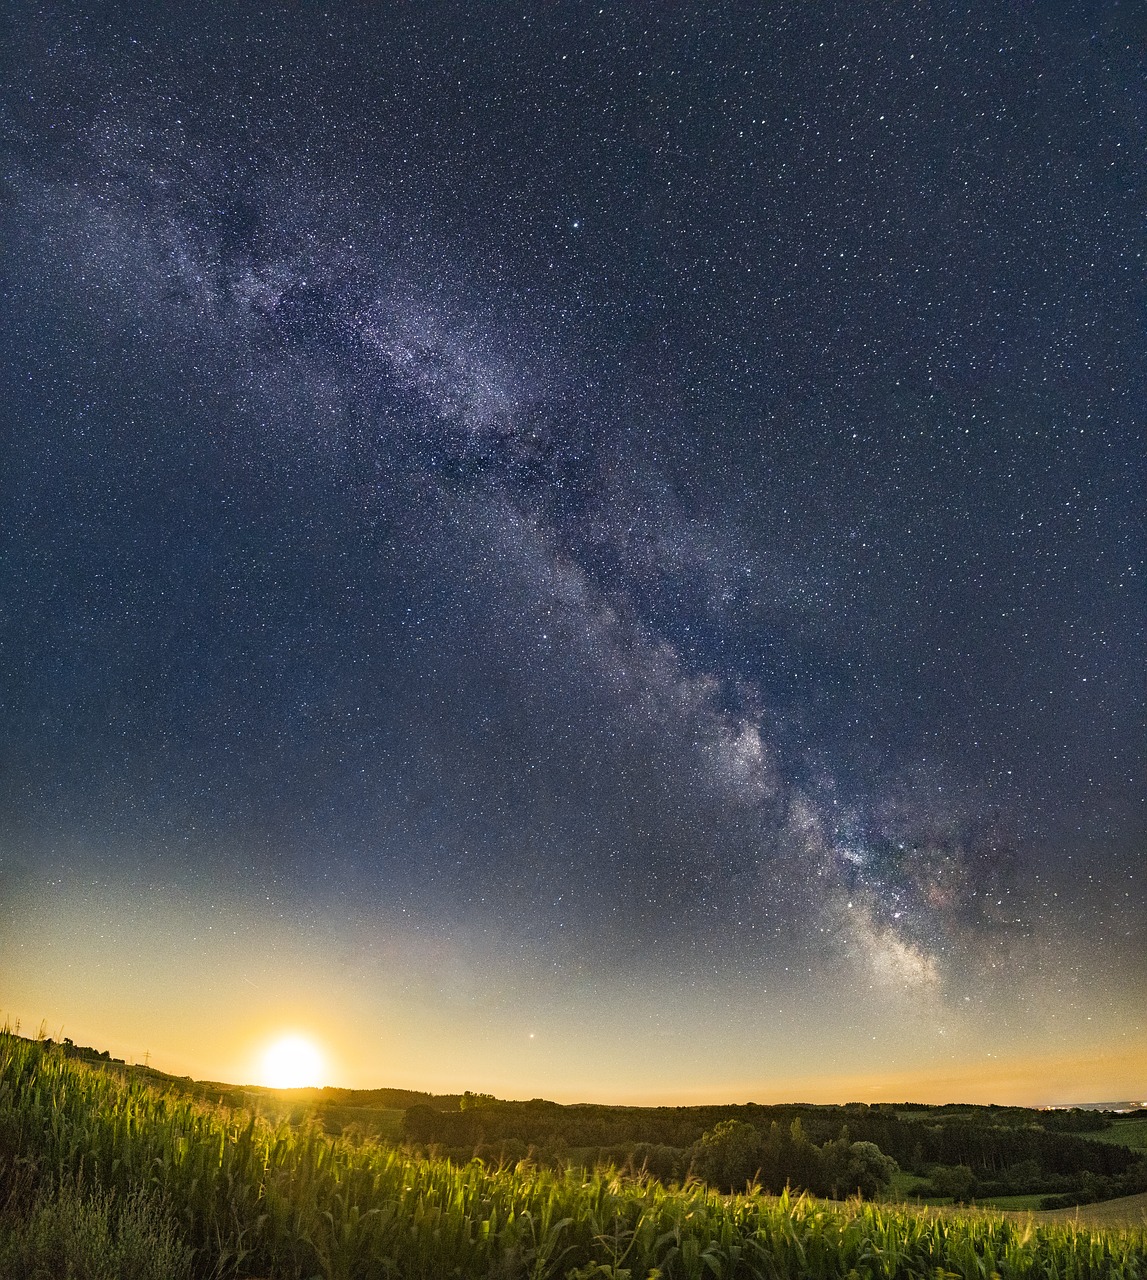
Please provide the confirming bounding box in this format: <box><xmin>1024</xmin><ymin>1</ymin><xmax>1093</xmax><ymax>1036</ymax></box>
<box><xmin>1</xmin><ymin>2</ymin><xmax>1144</xmax><ymax>1105</ymax></box>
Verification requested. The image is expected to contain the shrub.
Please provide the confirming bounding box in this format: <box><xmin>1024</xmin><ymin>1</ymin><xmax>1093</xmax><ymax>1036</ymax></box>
<box><xmin>0</xmin><ymin>1181</ymin><xmax>192</xmax><ymax>1280</ymax></box>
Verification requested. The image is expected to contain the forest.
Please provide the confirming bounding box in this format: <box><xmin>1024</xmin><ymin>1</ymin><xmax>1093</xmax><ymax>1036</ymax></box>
<box><xmin>399</xmin><ymin>1093</ymin><xmax>1147</xmax><ymax>1208</ymax></box>
<box><xmin>48</xmin><ymin>1034</ymin><xmax>1147</xmax><ymax>1210</ymax></box>
<box><xmin>4</xmin><ymin>1033</ymin><xmax>1146</xmax><ymax>1280</ymax></box>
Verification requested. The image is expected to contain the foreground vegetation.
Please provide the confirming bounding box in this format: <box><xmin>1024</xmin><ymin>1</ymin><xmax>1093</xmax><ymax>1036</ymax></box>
<box><xmin>54</xmin><ymin>1036</ymin><xmax>1147</xmax><ymax>1211</ymax></box>
<box><xmin>401</xmin><ymin>1095</ymin><xmax>1147</xmax><ymax>1210</ymax></box>
<box><xmin>2</xmin><ymin>1034</ymin><xmax>1145</xmax><ymax>1279</ymax></box>
<box><xmin>1038</xmin><ymin>1193</ymin><xmax>1147</xmax><ymax>1231</ymax></box>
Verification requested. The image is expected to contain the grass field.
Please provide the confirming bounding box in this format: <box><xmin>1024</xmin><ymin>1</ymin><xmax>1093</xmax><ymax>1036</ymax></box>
<box><xmin>2</xmin><ymin>1033</ymin><xmax>1145</xmax><ymax>1278</ymax></box>
<box><xmin>980</xmin><ymin>1194</ymin><xmax>1050</xmax><ymax>1212</ymax></box>
<box><xmin>886</xmin><ymin>1169</ymin><xmax>932</xmax><ymax>1201</ymax></box>
<box><xmin>1091</xmin><ymin>1118</ymin><xmax>1147</xmax><ymax>1153</ymax></box>
<box><xmin>1035</xmin><ymin>1192</ymin><xmax>1147</xmax><ymax>1231</ymax></box>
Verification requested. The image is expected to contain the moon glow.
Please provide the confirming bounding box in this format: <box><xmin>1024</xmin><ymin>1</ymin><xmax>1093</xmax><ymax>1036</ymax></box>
<box><xmin>261</xmin><ymin>1035</ymin><xmax>324</xmax><ymax>1089</ymax></box>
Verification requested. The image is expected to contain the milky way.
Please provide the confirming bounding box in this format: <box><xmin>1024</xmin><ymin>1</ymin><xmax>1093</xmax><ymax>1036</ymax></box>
<box><xmin>1</xmin><ymin>2</ymin><xmax>1142</xmax><ymax>1099</ymax></box>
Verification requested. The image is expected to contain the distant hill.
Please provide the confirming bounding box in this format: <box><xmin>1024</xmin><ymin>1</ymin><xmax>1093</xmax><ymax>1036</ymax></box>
<box><xmin>23</xmin><ymin>1032</ymin><xmax>1147</xmax><ymax>1211</ymax></box>
<box><xmin>1067</xmin><ymin>1103</ymin><xmax>1147</xmax><ymax>1114</ymax></box>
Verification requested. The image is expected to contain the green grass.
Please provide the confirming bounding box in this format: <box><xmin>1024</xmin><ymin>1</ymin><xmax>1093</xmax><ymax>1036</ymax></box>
<box><xmin>981</xmin><ymin>1194</ymin><xmax>1054</xmax><ymax>1211</ymax></box>
<box><xmin>1036</xmin><ymin>1192</ymin><xmax>1147</xmax><ymax>1231</ymax></box>
<box><xmin>2</xmin><ymin>1032</ymin><xmax>1145</xmax><ymax>1279</ymax></box>
<box><xmin>886</xmin><ymin>1168</ymin><xmax>932</xmax><ymax>1201</ymax></box>
<box><xmin>1090</xmin><ymin>1118</ymin><xmax>1147</xmax><ymax>1152</ymax></box>
<box><xmin>0</xmin><ymin>1180</ymin><xmax>192</xmax><ymax>1279</ymax></box>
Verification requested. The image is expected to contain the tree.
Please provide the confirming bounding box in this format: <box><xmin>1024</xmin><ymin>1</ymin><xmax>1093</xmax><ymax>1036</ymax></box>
<box><xmin>839</xmin><ymin>1142</ymin><xmax>898</xmax><ymax>1199</ymax></box>
<box><xmin>691</xmin><ymin>1120</ymin><xmax>762</xmax><ymax>1192</ymax></box>
<box><xmin>402</xmin><ymin>1104</ymin><xmax>442</xmax><ymax>1144</ymax></box>
<box><xmin>931</xmin><ymin>1163</ymin><xmax>977</xmax><ymax>1204</ymax></box>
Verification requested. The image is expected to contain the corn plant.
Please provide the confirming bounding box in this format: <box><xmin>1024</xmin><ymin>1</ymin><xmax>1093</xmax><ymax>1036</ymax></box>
<box><xmin>1</xmin><ymin>1032</ymin><xmax>1144</xmax><ymax>1280</ymax></box>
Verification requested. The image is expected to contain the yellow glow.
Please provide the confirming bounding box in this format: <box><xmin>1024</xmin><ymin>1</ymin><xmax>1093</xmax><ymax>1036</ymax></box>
<box><xmin>6</xmin><ymin>879</ymin><xmax>1146</xmax><ymax>1105</ymax></box>
<box><xmin>260</xmin><ymin>1034</ymin><xmax>324</xmax><ymax>1089</ymax></box>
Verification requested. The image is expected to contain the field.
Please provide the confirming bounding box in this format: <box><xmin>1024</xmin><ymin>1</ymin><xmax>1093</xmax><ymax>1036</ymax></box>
<box><xmin>1</xmin><ymin>1034</ymin><xmax>1145</xmax><ymax>1279</ymax></box>
<box><xmin>1091</xmin><ymin>1120</ymin><xmax>1147</xmax><ymax>1154</ymax></box>
<box><xmin>1036</xmin><ymin>1192</ymin><xmax>1147</xmax><ymax>1231</ymax></box>
<box><xmin>980</xmin><ymin>1195</ymin><xmax>1050</xmax><ymax>1212</ymax></box>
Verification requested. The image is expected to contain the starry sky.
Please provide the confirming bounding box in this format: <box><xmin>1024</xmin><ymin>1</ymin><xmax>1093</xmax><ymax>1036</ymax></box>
<box><xmin>1</xmin><ymin>2</ymin><xmax>1144</xmax><ymax>1104</ymax></box>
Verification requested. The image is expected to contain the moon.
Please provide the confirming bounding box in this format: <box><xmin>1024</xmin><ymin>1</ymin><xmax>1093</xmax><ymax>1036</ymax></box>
<box><xmin>261</xmin><ymin>1034</ymin><xmax>325</xmax><ymax>1089</ymax></box>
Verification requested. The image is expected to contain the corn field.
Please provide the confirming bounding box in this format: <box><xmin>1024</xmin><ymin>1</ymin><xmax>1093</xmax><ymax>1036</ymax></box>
<box><xmin>1</xmin><ymin>1033</ymin><xmax>1144</xmax><ymax>1280</ymax></box>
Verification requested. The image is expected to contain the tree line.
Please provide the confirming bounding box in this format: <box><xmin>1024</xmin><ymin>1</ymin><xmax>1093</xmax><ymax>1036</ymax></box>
<box><xmin>401</xmin><ymin>1098</ymin><xmax>1147</xmax><ymax>1206</ymax></box>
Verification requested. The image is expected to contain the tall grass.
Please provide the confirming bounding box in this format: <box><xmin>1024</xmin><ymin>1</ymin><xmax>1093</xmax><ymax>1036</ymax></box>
<box><xmin>1</xmin><ymin>1032</ymin><xmax>1144</xmax><ymax>1279</ymax></box>
<box><xmin>0</xmin><ymin>1179</ymin><xmax>192</xmax><ymax>1280</ymax></box>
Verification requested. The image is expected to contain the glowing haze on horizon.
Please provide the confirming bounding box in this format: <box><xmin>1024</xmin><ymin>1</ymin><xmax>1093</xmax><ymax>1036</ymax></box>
<box><xmin>0</xmin><ymin>2</ymin><xmax>1143</xmax><ymax>1107</ymax></box>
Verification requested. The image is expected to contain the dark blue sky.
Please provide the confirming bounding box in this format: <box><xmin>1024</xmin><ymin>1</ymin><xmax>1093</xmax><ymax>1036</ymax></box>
<box><xmin>1</xmin><ymin>2</ymin><xmax>1143</xmax><ymax>1100</ymax></box>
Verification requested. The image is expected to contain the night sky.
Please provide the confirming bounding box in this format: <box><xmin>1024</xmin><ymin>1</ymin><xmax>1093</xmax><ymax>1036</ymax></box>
<box><xmin>1</xmin><ymin>3</ymin><xmax>1144</xmax><ymax>1104</ymax></box>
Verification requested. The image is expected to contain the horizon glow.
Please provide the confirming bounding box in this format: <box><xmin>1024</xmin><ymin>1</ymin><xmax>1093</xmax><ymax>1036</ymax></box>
<box><xmin>0</xmin><ymin>3</ymin><xmax>1142</xmax><ymax>1110</ymax></box>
